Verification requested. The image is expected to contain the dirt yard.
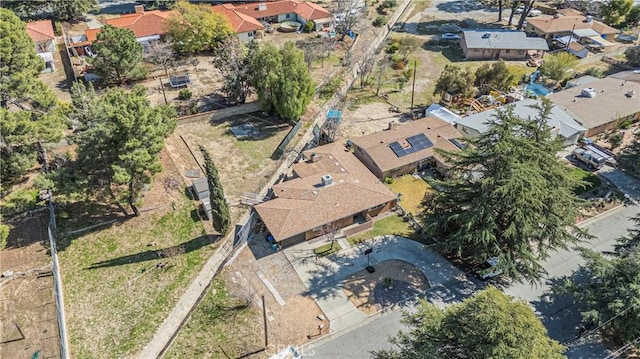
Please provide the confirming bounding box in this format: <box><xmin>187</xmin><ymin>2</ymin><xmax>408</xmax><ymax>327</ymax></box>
<box><xmin>343</xmin><ymin>259</ymin><xmax>429</xmax><ymax>315</ymax></box>
<box><xmin>1</xmin><ymin>213</ymin><xmax>60</xmax><ymax>359</ymax></box>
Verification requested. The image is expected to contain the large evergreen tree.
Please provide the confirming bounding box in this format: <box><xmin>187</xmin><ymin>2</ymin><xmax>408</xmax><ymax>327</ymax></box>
<box><xmin>90</xmin><ymin>25</ymin><xmax>145</xmax><ymax>84</ymax></box>
<box><xmin>0</xmin><ymin>8</ymin><xmax>67</xmax><ymax>183</ymax></box>
<box><xmin>1</xmin><ymin>0</ymin><xmax>97</xmax><ymax>21</ymax></box>
<box><xmin>433</xmin><ymin>65</ymin><xmax>476</xmax><ymax>98</ymax></box>
<box><xmin>420</xmin><ymin>100</ymin><xmax>587</xmax><ymax>282</ymax></box>
<box><xmin>618</xmin><ymin>133</ymin><xmax>640</xmax><ymax>178</ymax></box>
<box><xmin>560</xmin><ymin>215</ymin><xmax>640</xmax><ymax>344</ymax></box>
<box><xmin>165</xmin><ymin>0</ymin><xmax>232</xmax><ymax>54</ymax></box>
<box><xmin>250</xmin><ymin>42</ymin><xmax>314</xmax><ymax>121</ymax></box>
<box><xmin>70</xmin><ymin>84</ymin><xmax>176</xmax><ymax>215</ymax></box>
<box><xmin>199</xmin><ymin>146</ymin><xmax>230</xmax><ymax>235</ymax></box>
<box><xmin>373</xmin><ymin>287</ymin><xmax>566</xmax><ymax>359</ymax></box>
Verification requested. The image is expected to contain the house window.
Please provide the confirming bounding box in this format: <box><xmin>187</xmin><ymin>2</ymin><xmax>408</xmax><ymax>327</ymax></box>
<box><xmin>505</xmin><ymin>49</ymin><xmax>510</xmax><ymax>54</ymax></box>
<box><xmin>248</xmin><ymin>32</ymin><xmax>253</xmax><ymax>37</ymax></box>
<box><xmin>461</xmin><ymin>126</ymin><xmax>468</xmax><ymax>134</ymax></box>
<box><xmin>286</xmin><ymin>13</ymin><xmax>291</xmax><ymax>19</ymax></box>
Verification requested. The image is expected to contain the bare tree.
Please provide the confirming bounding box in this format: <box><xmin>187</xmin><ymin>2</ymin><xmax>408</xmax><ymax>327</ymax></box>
<box><xmin>375</xmin><ymin>57</ymin><xmax>391</xmax><ymax>96</ymax></box>
<box><xmin>333</xmin><ymin>0</ymin><xmax>365</xmax><ymax>39</ymax></box>
<box><xmin>357</xmin><ymin>49</ymin><xmax>376</xmax><ymax>88</ymax></box>
<box><xmin>212</xmin><ymin>38</ymin><xmax>256</xmax><ymax>104</ymax></box>
<box><xmin>507</xmin><ymin>0</ymin><xmax>521</xmax><ymax>26</ymax></box>
<box><xmin>316</xmin><ymin>222</ymin><xmax>341</xmax><ymax>251</ymax></box>
<box><xmin>144</xmin><ymin>40</ymin><xmax>175</xmax><ymax>77</ymax></box>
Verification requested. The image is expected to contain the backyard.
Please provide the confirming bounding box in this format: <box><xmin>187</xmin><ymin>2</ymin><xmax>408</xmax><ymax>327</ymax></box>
<box><xmin>388</xmin><ymin>174</ymin><xmax>432</xmax><ymax>215</ymax></box>
<box><xmin>348</xmin><ymin>214</ymin><xmax>416</xmax><ymax>246</ymax></box>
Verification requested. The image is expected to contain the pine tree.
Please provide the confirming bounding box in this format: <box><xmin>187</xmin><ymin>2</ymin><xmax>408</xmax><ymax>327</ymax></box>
<box><xmin>199</xmin><ymin>146</ymin><xmax>230</xmax><ymax>235</ymax></box>
<box><xmin>90</xmin><ymin>25</ymin><xmax>145</xmax><ymax>84</ymax></box>
<box><xmin>420</xmin><ymin>102</ymin><xmax>588</xmax><ymax>282</ymax></box>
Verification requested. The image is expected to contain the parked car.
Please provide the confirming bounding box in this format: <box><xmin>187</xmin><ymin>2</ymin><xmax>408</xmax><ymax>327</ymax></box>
<box><xmin>514</xmin><ymin>6</ymin><xmax>525</xmax><ymax>14</ymax></box>
<box><xmin>475</xmin><ymin>257</ymin><xmax>503</xmax><ymax>280</ymax></box>
<box><xmin>572</xmin><ymin>147</ymin><xmax>606</xmax><ymax>169</ymax></box>
<box><xmin>528</xmin><ymin>9</ymin><xmax>542</xmax><ymax>17</ymax></box>
<box><xmin>441</xmin><ymin>33</ymin><xmax>461</xmax><ymax>40</ymax></box>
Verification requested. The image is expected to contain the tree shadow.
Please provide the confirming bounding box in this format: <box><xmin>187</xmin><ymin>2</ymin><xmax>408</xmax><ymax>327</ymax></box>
<box><xmin>85</xmin><ymin>234</ymin><xmax>215</xmax><ymax>270</ymax></box>
<box><xmin>3</xmin><ymin>212</ymin><xmax>49</xmax><ymax>250</ymax></box>
<box><xmin>436</xmin><ymin>0</ymin><xmax>498</xmax><ymax>14</ymax></box>
<box><xmin>98</xmin><ymin>2</ymin><xmax>136</xmax><ymax>15</ymax></box>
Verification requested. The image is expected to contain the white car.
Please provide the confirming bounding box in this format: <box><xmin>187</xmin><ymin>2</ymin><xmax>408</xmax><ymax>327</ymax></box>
<box><xmin>441</xmin><ymin>33</ymin><xmax>461</xmax><ymax>40</ymax></box>
<box><xmin>475</xmin><ymin>257</ymin><xmax>504</xmax><ymax>280</ymax></box>
<box><xmin>527</xmin><ymin>9</ymin><xmax>542</xmax><ymax>17</ymax></box>
<box><xmin>514</xmin><ymin>6</ymin><xmax>524</xmax><ymax>14</ymax></box>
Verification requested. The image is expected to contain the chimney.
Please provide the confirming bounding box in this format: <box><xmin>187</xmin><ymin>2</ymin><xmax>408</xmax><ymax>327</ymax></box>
<box><xmin>387</xmin><ymin>121</ymin><xmax>399</xmax><ymax>130</ymax></box>
<box><xmin>134</xmin><ymin>5</ymin><xmax>144</xmax><ymax>14</ymax></box>
<box><xmin>258</xmin><ymin>3</ymin><xmax>267</xmax><ymax>11</ymax></box>
<box><xmin>321</xmin><ymin>174</ymin><xmax>334</xmax><ymax>186</ymax></box>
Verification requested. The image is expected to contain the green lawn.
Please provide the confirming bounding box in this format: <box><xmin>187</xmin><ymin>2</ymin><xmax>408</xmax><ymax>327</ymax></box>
<box><xmin>569</xmin><ymin>167</ymin><xmax>602</xmax><ymax>195</ymax></box>
<box><xmin>388</xmin><ymin>175</ymin><xmax>431</xmax><ymax>215</ymax></box>
<box><xmin>59</xmin><ymin>193</ymin><xmax>216</xmax><ymax>359</ymax></box>
<box><xmin>0</xmin><ymin>187</ymin><xmax>39</xmax><ymax>217</ymax></box>
<box><xmin>348</xmin><ymin>214</ymin><xmax>415</xmax><ymax>246</ymax></box>
<box><xmin>313</xmin><ymin>242</ymin><xmax>343</xmax><ymax>256</ymax></box>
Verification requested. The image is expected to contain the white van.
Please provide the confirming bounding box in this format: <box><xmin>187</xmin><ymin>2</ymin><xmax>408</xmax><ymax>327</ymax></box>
<box><xmin>528</xmin><ymin>9</ymin><xmax>542</xmax><ymax>17</ymax></box>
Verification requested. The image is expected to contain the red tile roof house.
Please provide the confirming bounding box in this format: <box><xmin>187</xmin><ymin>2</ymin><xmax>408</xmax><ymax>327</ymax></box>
<box><xmin>212</xmin><ymin>4</ymin><xmax>265</xmax><ymax>42</ymax></box>
<box><xmin>234</xmin><ymin>0</ymin><xmax>334</xmax><ymax>32</ymax></box>
<box><xmin>26</xmin><ymin>20</ymin><xmax>56</xmax><ymax>72</ymax></box>
<box><xmin>350</xmin><ymin>117</ymin><xmax>463</xmax><ymax>179</ymax></box>
<box><xmin>254</xmin><ymin>142</ymin><xmax>397</xmax><ymax>247</ymax></box>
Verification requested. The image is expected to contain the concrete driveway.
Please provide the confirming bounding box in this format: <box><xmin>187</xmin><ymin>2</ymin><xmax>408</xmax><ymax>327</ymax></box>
<box><xmin>283</xmin><ymin>235</ymin><xmax>462</xmax><ymax>333</ymax></box>
<box><xmin>599</xmin><ymin>166</ymin><xmax>640</xmax><ymax>201</ymax></box>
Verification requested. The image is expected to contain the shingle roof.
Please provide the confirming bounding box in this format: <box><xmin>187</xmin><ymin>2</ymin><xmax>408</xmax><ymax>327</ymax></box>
<box><xmin>254</xmin><ymin>142</ymin><xmax>396</xmax><ymax>241</ymax></box>
<box><xmin>212</xmin><ymin>4</ymin><xmax>265</xmax><ymax>33</ymax></box>
<box><xmin>26</xmin><ymin>20</ymin><xmax>55</xmax><ymax>42</ymax></box>
<box><xmin>527</xmin><ymin>15</ymin><xmax>618</xmax><ymax>36</ymax></box>
<box><xmin>234</xmin><ymin>0</ymin><xmax>332</xmax><ymax>21</ymax></box>
<box><xmin>548</xmin><ymin>76</ymin><xmax>640</xmax><ymax>130</ymax></box>
<box><xmin>350</xmin><ymin>117</ymin><xmax>462</xmax><ymax>174</ymax></box>
<box><xmin>462</xmin><ymin>30</ymin><xmax>549</xmax><ymax>50</ymax></box>
<box><xmin>105</xmin><ymin>10</ymin><xmax>174</xmax><ymax>38</ymax></box>
<box><xmin>455</xmin><ymin>99</ymin><xmax>586</xmax><ymax>140</ymax></box>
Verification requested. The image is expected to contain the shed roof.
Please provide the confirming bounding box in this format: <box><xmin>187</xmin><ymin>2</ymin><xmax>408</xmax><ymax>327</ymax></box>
<box><xmin>212</xmin><ymin>4</ymin><xmax>265</xmax><ymax>33</ymax></box>
<box><xmin>254</xmin><ymin>142</ymin><xmax>396</xmax><ymax>241</ymax></box>
<box><xmin>548</xmin><ymin>76</ymin><xmax>640</xmax><ymax>130</ymax></box>
<box><xmin>25</xmin><ymin>20</ymin><xmax>55</xmax><ymax>42</ymax></box>
<box><xmin>350</xmin><ymin>117</ymin><xmax>462</xmax><ymax>174</ymax></box>
<box><xmin>462</xmin><ymin>30</ymin><xmax>549</xmax><ymax>50</ymax></box>
<box><xmin>455</xmin><ymin>98</ymin><xmax>586</xmax><ymax>140</ymax></box>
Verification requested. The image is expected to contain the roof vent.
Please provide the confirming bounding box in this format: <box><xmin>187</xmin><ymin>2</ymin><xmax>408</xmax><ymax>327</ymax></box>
<box><xmin>258</xmin><ymin>3</ymin><xmax>267</xmax><ymax>11</ymax></box>
<box><xmin>581</xmin><ymin>87</ymin><xmax>597</xmax><ymax>98</ymax></box>
<box><xmin>626</xmin><ymin>90</ymin><xmax>636</xmax><ymax>98</ymax></box>
<box><xmin>321</xmin><ymin>174</ymin><xmax>334</xmax><ymax>186</ymax></box>
<box><xmin>585</xmin><ymin>15</ymin><xmax>593</xmax><ymax>23</ymax></box>
<box><xmin>310</xmin><ymin>152</ymin><xmax>319</xmax><ymax>162</ymax></box>
<box><xmin>388</xmin><ymin>121</ymin><xmax>399</xmax><ymax>130</ymax></box>
<box><xmin>482</xmin><ymin>32</ymin><xmax>490</xmax><ymax>39</ymax></box>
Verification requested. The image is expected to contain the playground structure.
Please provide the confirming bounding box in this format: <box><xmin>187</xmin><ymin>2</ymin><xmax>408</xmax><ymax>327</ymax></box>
<box><xmin>524</xmin><ymin>70</ymin><xmax>552</xmax><ymax>97</ymax></box>
<box><xmin>317</xmin><ymin>109</ymin><xmax>342</xmax><ymax>145</ymax></box>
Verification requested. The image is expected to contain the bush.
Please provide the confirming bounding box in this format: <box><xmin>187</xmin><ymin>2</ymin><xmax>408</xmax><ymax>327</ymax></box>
<box><xmin>381</xmin><ymin>0</ymin><xmax>397</xmax><ymax>8</ymax></box>
<box><xmin>625</xmin><ymin>45</ymin><xmax>640</xmax><ymax>67</ymax></box>
<box><xmin>609</xmin><ymin>132</ymin><xmax>624</xmax><ymax>150</ymax></box>
<box><xmin>178</xmin><ymin>89</ymin><xmax>192</xmax><ymax>100</ymax></box>
<box><xmin>373</xmin><ymin>15</ymin><xmax>387</xmax><ymax>27</ymax></box>
<box><xmin>384</xmin><ymin>177</ymin><xmax>394</xmax><ymax>184</ymax></box>
<box><xmin>386</xmin><ymin>41</ymin><xmax>400</xmax><ymax>54</ymax></box>
<box><xmin>584</xmin><ymin>67</ymin><xmax>605</xmax><ymax>78</ymax></box>
<box><xmin>304</xmin><ymin>20</ymin><xmax>314</xmax><ymax>33</ymax></box>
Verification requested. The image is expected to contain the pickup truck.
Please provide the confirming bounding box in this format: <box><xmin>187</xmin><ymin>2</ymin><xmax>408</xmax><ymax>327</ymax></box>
<box><xmin>571</xmin><ymin>147</ymin><xmax>606</xmax><ymax>169</ymax></box>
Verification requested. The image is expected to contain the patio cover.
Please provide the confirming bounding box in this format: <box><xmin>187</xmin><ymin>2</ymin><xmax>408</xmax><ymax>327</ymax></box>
<box><xmin>572</xmin><ymin>28</ymin><xmax>600</xmax><ymax>38</ymax></box>
<box><xmin>587</xmin><ymin>36</ymin><xmax>616</xmax><ymax>47</ymax></box>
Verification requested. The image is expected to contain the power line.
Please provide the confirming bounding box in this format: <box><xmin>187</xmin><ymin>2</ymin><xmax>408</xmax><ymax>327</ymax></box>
<box><xmin>568</xmin><ymin>302</ymin><xmax>638</xmax><ymax>348</ymax></box>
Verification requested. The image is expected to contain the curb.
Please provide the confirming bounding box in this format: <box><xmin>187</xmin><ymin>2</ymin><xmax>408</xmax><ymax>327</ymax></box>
<box><xmin>576</xmin><ymin>203</ymin><xmax>627</xmax><ymax>228</ymax></box>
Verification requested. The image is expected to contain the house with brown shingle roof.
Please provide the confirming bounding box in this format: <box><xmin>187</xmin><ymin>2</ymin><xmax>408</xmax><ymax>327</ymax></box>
<box><xmin>350</xmin><ymin>117</ymin><xmax>463</xmax><ymax>179</ymax></box>
<box><xmin>548</xmin><ymin>74</ymin><xmax>640</xmax><ymax>137</ymax></box>
<box><xmin>234</xmin><ymin>0</ymin><xmax>333</xmax><ymax>31</ymax></box>
<box><xmin>212</xmin><ymin>4</ymin><xmax>265</xmax><ymax>42</ymax></box>
<box><xmin>524</xmin><ymin>13</ymin><xmax>619</xmax><ymax>40</ymax></box>
<box><xmin>26</xmin><ymin>20</ymin><xmax>56</xmax><ymax>72</ymax></box>
<box><xmin>254</xmin><ymin>142</ymin><xmax>397</xmax><ymax>246</ymax></box>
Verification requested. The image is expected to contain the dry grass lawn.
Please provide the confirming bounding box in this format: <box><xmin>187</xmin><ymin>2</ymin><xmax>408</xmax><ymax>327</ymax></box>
<box><xmin>388</xmin><ymin>174</ymin><xmax>431</xmax><ymax>215</ymax></box>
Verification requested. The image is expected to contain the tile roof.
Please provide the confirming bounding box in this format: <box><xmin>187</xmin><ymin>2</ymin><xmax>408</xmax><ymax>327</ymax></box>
<box><xmin>462</xmin><ymin>29</ymin><xmax>549</xmax><ymax>50</ymax></box>
<box><xmin>212</xmin><ymin>4</ymin><xmax>265</xmax><ymax>33</ymax></box>
<box><xmin>350</xmin><ymin>117</ymin><xmax>462</xmax><ymax>174</ymax></box>
<box><xmin>548</xmin><ymin>76</ymin><xmax>640</xmax><ymax>130</ymax></box>
<box><xmin>104</xmin><ymin>10</ymin><xmax>174</xmax><ymax>38</ymax></box>
<box><xmin>527</xmin><ymin>15</ymin><xmax>618</xmax><ymax>36</ymax></box>
<box><xmin>234</xmin><ymin>0</ymin><xmax>332</xmax><ymax>21</ymax></box>
<box><xmin>26</xmin><ymin>20</ymin><xmax>55</xmax><ymax>42</ymax></box>
<box><xmin>254</xmin><ymin>142</ymin><xmax>396</xmax><ymax>241</ymax></box>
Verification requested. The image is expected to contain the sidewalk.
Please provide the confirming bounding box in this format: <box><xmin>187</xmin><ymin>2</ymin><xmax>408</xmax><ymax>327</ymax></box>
<box><xmin>283</xmin><ymin>235</ymin><xmax>462</xmax><ymax>333</ymax></box>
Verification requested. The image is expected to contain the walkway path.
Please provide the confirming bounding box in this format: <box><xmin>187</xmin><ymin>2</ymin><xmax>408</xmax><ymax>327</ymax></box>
<box><xmin>283</xmin><ymin>235</ymin><xmax>462</xmax><ymax>333</ymax></box>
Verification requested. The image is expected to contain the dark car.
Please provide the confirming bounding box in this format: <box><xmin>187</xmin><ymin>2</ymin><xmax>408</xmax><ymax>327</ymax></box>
<box><xmin>392</xmin><ymin>22</ymin><xmax>407</xmax><ymax>32</ymax></box>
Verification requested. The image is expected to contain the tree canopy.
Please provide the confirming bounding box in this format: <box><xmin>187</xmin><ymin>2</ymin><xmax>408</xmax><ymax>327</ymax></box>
<box><xmin>601</xmin><ymin>0</ymin><xmax>634</xmax><ymax>26</ymax></box>
<box><xmin>69</xmin><ymin>83</ymin><xmax>176</xmax><ymax>215</ymax></box>
<box><xmin>433</xmin><ymin>65</ymin><xmax>475</xmax><ymax>98</ymax></box>
<box><xmin>625</xmin><ymin>45</ymin><xmax>640</xmax><ymax>67</ymax></box>
<box><xmin>1</xmin><ymin>0</ymin><xmax>97</xmax><ymax>21</ymax></box>
<box><xmin>165</xmin><ymin>0</ymin><xmax>232</xmax><ymax>54</ymax></box>
<box><xmin>373</xmin><ymin>287</ymin><xmax>566</xmax><ymax>359</ymax></box>
<box><xmin>0</xmin><ymin>8</ymin><xmax>67</xmax><ymax>183</ymax></box>
<box><xmin>90</xmin><ymin>25</ymin><xmax>146</xmax><ymax>84</ymax></box>
<box><xmin>560</xmin><ymin>215</ymin><xmax>640</xmax><ymax>345</ymax></box>
<box><xmin>199</xmin><ymin>146</ymin><xmax>231</xmax><ymax>235</ymax></box>
<box><xmin>539</xmin><ymin>52</ymin><xmax>578</xmax><ymax>85</ymax></box>
<box><xmin>474</xmin><ymin>60</ymin><xmax>517</xmax><ymax>92</ymax></box>
<box><xmin>213</xmin><ymin>38</ymin><xmax>256</xmax><ymax>104</ymax></box>
<box><xmin>618</xmin><ymin>132</ymin><xmax>640</xmax><ymax>178</ymax></box>
<box><xmin>249</xmin><ymin>42</ymin><xmax>314</xmax><ymax>121</ymax></box>
<box><xmin>420</xmin><ymin>100</ymin><xmax>587</xmax><ymax>282</ymax></box>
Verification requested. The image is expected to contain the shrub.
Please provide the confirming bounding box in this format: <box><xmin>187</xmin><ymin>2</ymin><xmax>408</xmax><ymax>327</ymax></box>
<box><xmin>384</xmin><ymin>177</ymin><xmax>394</xmax><ymax>184</ymax></box>
<box><xmin>304</xmin><ymin>20</ymin><xmax>314</xmax><ymax>33</ymax></box>
<box><xmin>584</xmin><ymin>67</ymin><xmax>605</xmax><ymax>78</ymax></box>
<box><xmin>178</xmin><ymin>89</ymin><xmax>192</xmax><ymax>100</ymax></box>
<box><xmin>373</xmin><ymin>15</ymin><xmax>387</xmax><ymax>27</ymax></box>
<box><xmin>386</xmin><ymin>41</ymin><xmax>400</xmax><ymax>54</ymax></box>
<box><xmin>381</xmin><ymin>0</ymin><xmax>397</xmax><ymax>8</ymax></box>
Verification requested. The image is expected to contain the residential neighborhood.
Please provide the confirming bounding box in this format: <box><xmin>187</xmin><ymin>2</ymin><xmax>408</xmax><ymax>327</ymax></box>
<box><xmin>2</xmin><ymin>0</ymin><xmax>640</xmax><ymax>359</ymax></box>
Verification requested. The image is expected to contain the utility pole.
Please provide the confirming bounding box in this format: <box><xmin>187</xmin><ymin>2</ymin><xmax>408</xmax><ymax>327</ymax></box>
<box><xmin>410</xmin><ymin>60</ymin><xmax>417</xmax><ymax>119</ymax></box>
<box><xmin>566</xmin><ymin>24</ymin><xmax>576</xmax><ymax>50</ymax></box>
<box><xmin>262</xmin><ymin>295</ymin><xmax>268</xmax><ymax>348</ymax></box>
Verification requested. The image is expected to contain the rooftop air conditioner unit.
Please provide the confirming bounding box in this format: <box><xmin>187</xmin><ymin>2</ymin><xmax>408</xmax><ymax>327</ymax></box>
<box><xmin>581</xmin><ymin>87</ymin><xmax>597</xmax><ymax>98</ymax></box>
<box><xmin>321</xmin><ymin>174</ymin><xmax>334</xmax><ymax>186</ymax></box>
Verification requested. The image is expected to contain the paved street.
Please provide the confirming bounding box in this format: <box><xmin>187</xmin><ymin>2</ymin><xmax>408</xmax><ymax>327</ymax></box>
<box><xmin>310</xmin><ymin>204</ymin><xmax>639</xmax><ymax>358</ymax></box>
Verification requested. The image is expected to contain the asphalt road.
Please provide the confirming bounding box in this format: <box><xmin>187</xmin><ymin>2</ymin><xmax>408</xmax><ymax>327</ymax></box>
<box><xmin>311</xmin><ymin>204</ymin><xmax>639</xmax><ymax>359</ymax></box>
